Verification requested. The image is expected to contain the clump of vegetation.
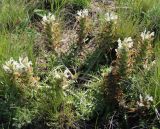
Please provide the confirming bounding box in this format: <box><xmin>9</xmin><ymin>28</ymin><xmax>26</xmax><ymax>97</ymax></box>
<box><xmin>3</xmin><ymin>57</ymin><xmax>39</xmax><ymax>94</ymax></box>
<box><xmin>42</xmin><ymin>13</ymin><xmax>62</xmax><ymax>50</ymax></box>
<box><xmin>1</xmin><ymin>0</ymin><xmax>160</xmax><ymax>129</ymax></box>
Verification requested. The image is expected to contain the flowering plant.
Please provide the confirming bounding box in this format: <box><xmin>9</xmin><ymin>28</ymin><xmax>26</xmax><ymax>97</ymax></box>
<box><xmin>3</xmin><ymin>57</ymin><xmax>32</xmax><ymax>75</ymax></box>
<box><xmin>141</xmin><ymin>29</ymin><xmax>154</xmax><ymax>41</ymax></box>
<box><xmin>137</xmin><ymin>94</ymin><xmax>153</xmax><ymax>108</ymax></box>
<box><xmin>76</xmin><ymin>9</ymin><xmax>89</xmax><ymax>20</ymax></box>
<box><xmin>42</xmin><ymin>13</ymin><xmax>56</xmax><ymax>27</ymax></box>
<box><xmin>42</xmin><ymin>13</ymin><xmax>61</xmax><ymax>50</ymax></box>
<box><xmin>76</xmin><ymin>9</ymin><xmax>93</xmax><ymax>46</ymax></box>
<box><xmin>116</xmin><ymin>37</ymin><xmax>134</xmax><ymax>52</ymax></box>
<box><xmin>105</xmin><ymin>12</ymin><xmax>118</xmax><ymax>22</ymax></box>
<box><xmin>114</xmin><ymin>30</ymin><xmax>156</xmax><ymax>114</ymax></box>
<box><xmin>3</xmin><ymin>57</ymin><xmax>39</xmax><ymax>92</ymax></box>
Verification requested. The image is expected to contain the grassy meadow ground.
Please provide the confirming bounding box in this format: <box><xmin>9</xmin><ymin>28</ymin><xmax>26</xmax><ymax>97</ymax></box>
<box><xmin>1</xmin><ymin>0</ymin><xmax>160</xmax><ymax>128</ymax></box>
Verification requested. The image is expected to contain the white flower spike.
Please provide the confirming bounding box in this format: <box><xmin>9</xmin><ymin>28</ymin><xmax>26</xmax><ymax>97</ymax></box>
<box><xmin>116</xmin><ymin>37</ymin><xmax>134</xmax><ymax>53</ymax></box>
<box><xmin>124</xmin><ymin>37</ymin><xmax>134</xmax><ymax>49</ymax></box>
<box><xmin>117</xmin><ymin>38</ymin><xmax>123</xmax><ymax>50</ymax></box>
<box><xmin>2</xmin><ymin>57</ymin><xmax>33</xmax><ymax>74</ymax></box>
<box><xmin>77</xmin><ymin>9</ymin><xmax>89</xmax><ymax>19</ymax></box>
<box><xmin>141</xmin><ymin>29</ymin><xmax>154</xmax><ymax>41</ymax></box>
<box><xmin>42</xmin><ymin>13</ymin><xmax>56</xmax><ymax>25</ymax></box>
<box><xmin>105</xmin><ymin>12</ymin><xmax>118</xmax><ymax>22</ymax></box>
<box><xmin>145</xmin><ymin>95</ymin><xmax>153</xmax><ymax>102</ymax></box>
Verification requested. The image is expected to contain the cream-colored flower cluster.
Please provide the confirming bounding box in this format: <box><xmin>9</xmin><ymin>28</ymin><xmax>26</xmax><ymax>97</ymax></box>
<box><xmin>116</xmin><ymin>37</ymin><xmax>134</xmax><ymax>52</ymax></box>
<box><xmin>140</xmin><ymin>29</ymin><xmax>155</xmax><ymax>70</ymax></box>
<box><xmin>3</xmin><ymin>57</ymin><xmax>32</xmax><ymax>75</ymax></box>
<box><xmin>105</xmin><ymin>12</ymin><xmax>118</xmax><ymax>22</ymax></box>
<box><xmin>77</xmin><ymin>9</ymin><xmax>89</xmax><ymax>20</ymax></box>
<box><xmin>137</xmin><ymin>94</ymin><xmax>153</xmax><ymax>108</ymax></box>
<box><xmin>49</xmin><ymin>68</ymin><xmax>74</xmax><ymax>90</ymax></box>
<box><xmin>117</xmin><ymin>29</ymin><xmax>154</xmax><ymax>52</ymax></box>
<box><xmin>42</xmin><ymin>13</ymin><xmax>56</xmax><ymax>26</ymax></box>
<box><xmin>42</xmin><ymin>13</ymin><xmax>62</xmax><ymax>50</ymax></box>
<box><xmin>3</xmin><ymin>57</ymin><xmax>39</xmax><ymax>90</ymax></box>
<box><xmin>141</xmin><ymin>29</ymin><xmax>155</xmax><ymax>41</ymax></box>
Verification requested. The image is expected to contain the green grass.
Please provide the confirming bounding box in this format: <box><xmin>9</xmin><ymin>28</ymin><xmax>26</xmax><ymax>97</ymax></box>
<box><xmin>0</xmin><ymin>0</ymin><xmax>27</xmax><ymax>29</ymax></box>
<box><xmin>117</xmin><ymin>0</ymin><xmax>160</xmax><ymax>38</ymax></box>
<box><xmin>69</xmin><ymin>0</ymin><xmax>91</xmax><ymax>7</ymax></box>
